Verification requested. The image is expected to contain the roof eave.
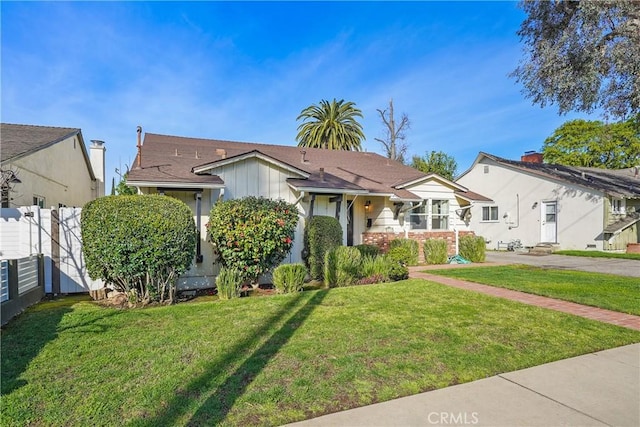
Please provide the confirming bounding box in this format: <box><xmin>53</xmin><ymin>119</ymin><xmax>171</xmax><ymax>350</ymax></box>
<box><xmin>127</xmin><ymin>180</ymin><xmax>225</xmax><ymax>190</ymax></box>
<box><xmin>193</xmin><ymin>150</ymin><xmax>310</xmax><ymax>178</ymax></box>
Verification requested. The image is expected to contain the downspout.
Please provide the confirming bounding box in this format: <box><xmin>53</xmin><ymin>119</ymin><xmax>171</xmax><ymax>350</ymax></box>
<box><xmin>508</xmin><ymin>194</ymin><xmax>520</xmax><ymax>230</ymax></box>
<box><xmin>195</xmin><ymin>192</ymin><xmax>203</xmax><ymax>263</ymax></box>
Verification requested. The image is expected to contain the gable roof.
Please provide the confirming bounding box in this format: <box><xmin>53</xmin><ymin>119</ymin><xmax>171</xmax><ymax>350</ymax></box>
<box><xmin>127</xmin><ymin>132</ymin><xmax>446</xmax><ymax>199</ymax></box>
<box><xmin>1</xmin><ymin>123</ymin><xmax>96</xmax><ymax>180</ymax></box>
<box><xmin>459</xmin><ymin>152</ymin><xmax>640</xmax><ymax>199</ymax></box>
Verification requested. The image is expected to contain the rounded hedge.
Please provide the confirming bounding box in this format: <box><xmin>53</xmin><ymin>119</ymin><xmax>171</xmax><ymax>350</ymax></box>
<box><xmin>207</xmin><ymin>196</ymin><xmax>299</xmax><ymax>284</ymax></box>
<box><xmin>81</xmin><ymin>195</ymin><xmax>196</xmax><ymax>302</ymax></box>
<box><xmin>303</xmin><ymin>216</ymin><xmax>343</xmax><ymax>280</ymax></box>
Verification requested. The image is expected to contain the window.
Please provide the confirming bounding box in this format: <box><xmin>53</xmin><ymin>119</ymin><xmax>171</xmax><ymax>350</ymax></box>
<box><xmin>409</xmin><ymin>202</ymin><xmax>427</xmax><ymax>230</ymax></box>
<box><xmin>612</xmin><ymin>198</ymin><xmax>625</xmax><ymax>214</ymax></box>
<box><xmin>409</xmin><ymin>199</ymin><xmax>450</xmax><ymax>230</ymax></box>
<box><xmin>483</xmin><ymin>165</ymin><xmax>489</xmax><ymax>174</ymax></box>
<box><xmin>33</xmin><ymin>195</ymin><xmax>45</xmax><ymax>208</ymax></box>
<box><xmin>431</xmin><ymin>199</ymin><xmax>449</xmax><ymax>230</ymax></box>
<box><xmin>482</xmin><ymin>206</ymin><xmax>499</xmax><ymax>221</ymax></box>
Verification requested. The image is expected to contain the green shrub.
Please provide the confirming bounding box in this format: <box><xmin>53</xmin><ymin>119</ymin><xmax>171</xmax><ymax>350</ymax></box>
<box><xmin>81</xmin><ymin>195</ymin><xmax>196</xmax><ymax>305</ymax></box>
<box><xmin>216</xmin><ymin>267</ymin><xmax>242</xmax><ymax>300</ymax></box>
<box><xmin>355</xmin><ymin>244</ymin><xmax>381</xmax><ymax>258</ymax></box>
<box><xmin>323</xmin><ymin>248</ymin><xmax>338</xmax><ymax>288</ymax></box>
<box><xmin>385</xmin><ymin>247</ymin><xmax>410</xmax><ymax>281</ymax></box>
<box><xmin>207</xmin><ymin>197</ymin><xmax>299</xmax><ymax>285</ymax></box>
<box><xmin>358</xmin><ymin>255</ymin><xmax>391</xmax><ymax>284</ymax></box>
<box><xmin>325</xmin><ymin>246</ymin><xmax>362</xmax><ymax>287</ymax></box>
<box><xmin>389</xmin><ymin>239</ymin><xmax>419</xmax><ymax>266</ymax></box>
<box><xmin>304</xmin><ymin>216</ymin><xmax>343</xmax><ymax>280</ymax></box>
<box><xmin>423</xmin><ymin>239</ymin><xmax>448</xmax><ymax>264</ymax></box>
<box><xmin>272</xmin><ymin>264</ymin><xmax>307</xmax><ymax>294</ymax></box>
<box><xmin>459</xmin><ymin>235</ymin><xmax>486</xmax><ymax>262</ymax></box>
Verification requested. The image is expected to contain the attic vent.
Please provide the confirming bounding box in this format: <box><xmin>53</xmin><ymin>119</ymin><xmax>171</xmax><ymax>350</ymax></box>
<box><xmin>484</xmin><ymin>166</ymin><xmax>489</xmax><ymax>174</ymax></box>
<box><xmin>216</xmin><ymin>149</ymin><xmax>227</xmax><ymax>159</ymax></box>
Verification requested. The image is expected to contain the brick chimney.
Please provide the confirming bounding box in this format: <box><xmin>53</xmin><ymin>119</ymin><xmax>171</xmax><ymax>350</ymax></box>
<box><xmin>521</xmin><ymin>151</ymin><xmax>543</xmax><ymax>163</ymax></box>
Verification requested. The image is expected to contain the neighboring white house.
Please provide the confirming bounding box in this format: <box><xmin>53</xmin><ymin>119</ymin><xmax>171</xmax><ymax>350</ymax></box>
<box><xmin>456</xmin><ymin>152</ymin><xmax>640</xmax><ymax>251</ymax></box>
<box><xmin>127</xmin><ymin>130</ymin><xmax>490</xmax><ymax>288</ymax></box>
<box><xmin>0</xmin><ymin>123</ymin><xmax>106</xmax><ymax>208</ymax></box>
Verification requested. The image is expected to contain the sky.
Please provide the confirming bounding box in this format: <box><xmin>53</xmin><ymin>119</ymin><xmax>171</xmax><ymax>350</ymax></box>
<box><xmin>1</xmin><ymin>1</ymin><xmax>596</xmax><ymax>191</ymax></box>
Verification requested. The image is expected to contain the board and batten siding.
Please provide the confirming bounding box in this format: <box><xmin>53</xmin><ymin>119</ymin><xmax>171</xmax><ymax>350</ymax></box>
<box><xmin>365</xmin><ymin>179</ymin><xmax>471</xmax><ymax>235</ymax></box>
<box><xmin>457</xmin><ymin>158</ymin><xmax>605</xmax><ymax>250</ymax></box>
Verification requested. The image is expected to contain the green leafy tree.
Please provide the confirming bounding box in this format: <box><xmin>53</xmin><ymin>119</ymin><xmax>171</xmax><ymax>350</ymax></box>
<box><xmin>296</xmin><ymin>98</ymin><xmax>365</xmax><ymax>150</ymax></box>
<box><xmin>410</xmin><ymin>150</ymin><xmax>458</xmax><ymax>181</ymax></box>
<box><xmin>511</xmin><ymin>0</ymin><xmax>640</xmax><ymax>119</ymax></box>
<box><xmin>81</xmin><ymin>195</ymin><xmax>196</xmax><ymax>305</ymax></box>
<box><xmin>207</xmin><ymin>197</ymin><xmax>299</xmax><ymax>286</ymax></box>
<box><xmin>115</xmin><ymin>173</ymin><xmax>137</xmax><ymax>196</ymax></box>
<box><xmin>542</xmin><ymin>117</ymin><xmax>640</xmax><ymax>168</ymax></box>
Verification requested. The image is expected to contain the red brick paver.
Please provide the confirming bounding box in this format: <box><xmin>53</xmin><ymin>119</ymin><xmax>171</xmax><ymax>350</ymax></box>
<box><xmin>409</xmin><ymin>268</ymin><xmax>640</xmax><ymax>331</ymax></box>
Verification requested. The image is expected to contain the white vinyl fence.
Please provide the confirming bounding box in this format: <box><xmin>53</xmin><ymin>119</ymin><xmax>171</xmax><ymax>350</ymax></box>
<box><xmin>0</xmin><ymin>206</ymin><xmax>102</xmax><ymax>294</ymax></box>
<box><xmin>0</xmin><ymin>260</ymin><xmax>8</xmax><ymax>303</ymax></box>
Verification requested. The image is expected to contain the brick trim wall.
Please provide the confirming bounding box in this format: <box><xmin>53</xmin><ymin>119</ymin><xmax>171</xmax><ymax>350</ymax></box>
<box><xmin>362</xmin><ymin>231</ymin><xmax>475</xmax><ymax>262</ymax></box>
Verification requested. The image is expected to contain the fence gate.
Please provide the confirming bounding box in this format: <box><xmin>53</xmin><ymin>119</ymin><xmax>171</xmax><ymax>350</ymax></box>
<box><xmin>0</xmin><ymin>206</ymin><xmax>102</xmax><ymax>294</ymax></box>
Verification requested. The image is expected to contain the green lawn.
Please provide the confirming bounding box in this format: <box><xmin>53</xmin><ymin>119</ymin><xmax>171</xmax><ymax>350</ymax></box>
<box><xmin>554</xmin><ymin>250</ymin><xmax>640</xmax><ymax>260</ymax></box>
<box><xmin>428</xmin><ymin>265</ymin><xmax>640</xmax><ymax>315</ymax></box>
<box><xmin>2</xmin><ymin>280</ymin><xmax>639</xmax><ymax>427</ymax></box>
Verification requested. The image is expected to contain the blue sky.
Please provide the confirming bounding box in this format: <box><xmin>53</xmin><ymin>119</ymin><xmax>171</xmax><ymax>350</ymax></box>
<box><xmin>1</xmin><ymin>1</ymin><xmax>594</xmax><ymax>190</ymax></box>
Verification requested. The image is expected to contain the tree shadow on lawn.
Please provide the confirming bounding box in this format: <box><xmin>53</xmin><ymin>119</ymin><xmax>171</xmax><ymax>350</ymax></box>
<box><xmin>136</xmin><ymin>289</ymin><xmax>328</xmax><ymax>426</ymax></box>
<box><xmin>1</xmin><ymin>296</ymin><xmax>125</xmax><ymax>395</ymax></box>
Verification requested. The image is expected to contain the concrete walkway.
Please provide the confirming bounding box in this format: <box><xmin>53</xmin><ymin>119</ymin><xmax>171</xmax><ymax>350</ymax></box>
<box><xmin>485</xmin><ymin>251</ymin><xmax>640</xmax><ymax>278</ymax></box>
<box><xmin>286</xmin><ymin>344</ymin><xmax>640</xmax><ymax>427</ymax></box>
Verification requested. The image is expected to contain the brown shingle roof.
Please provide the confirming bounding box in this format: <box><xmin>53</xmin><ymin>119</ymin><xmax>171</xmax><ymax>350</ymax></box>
<box><xmin>471</xmin><ymin>152</ymin><xmax>640</xmax><ymax>199</ymax></box>
<box><xmin>127</xmin><ymin>132</ymin><xmax>433</xmax><ymax>197</ymax></box>
<box><xmin>1</xmin><ymin>123</ymin><xmax>80</xmax><ymax>163</ymax></box>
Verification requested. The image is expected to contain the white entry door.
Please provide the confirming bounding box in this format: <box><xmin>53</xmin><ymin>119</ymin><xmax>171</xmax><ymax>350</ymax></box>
<box><xmin>541</xmin><ymin>201</ymin><xmax>557</xmax><ymax>243</ymax></box>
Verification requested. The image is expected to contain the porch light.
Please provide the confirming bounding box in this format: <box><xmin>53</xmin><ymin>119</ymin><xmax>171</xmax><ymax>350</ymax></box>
<box><xmin>365</xmin><ymin>200</ymin><xmax>371</xmax><ymax>211</ymax></box>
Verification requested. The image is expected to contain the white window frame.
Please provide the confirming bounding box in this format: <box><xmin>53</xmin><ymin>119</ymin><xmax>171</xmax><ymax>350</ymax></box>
<box><xmin>409</xmin><ymin>199</ymin><xmax>450</xmax><ymax>231</ymax></box>
<box><xmin>611</xmin><ymin>198</ymin><xmax>626</xmax><ymax>214</ymax></box>
<box><xmin>33</xmin><ymin>195</ymin><xmax>45</xmax><ymax>208</ymax></box>
<box><xmin>431</xmin><ymin>199</ymin><xmax>449</xmax><ymax>230</ymax></box>
<box><xmin>481</xmin><ymin>206</ymin><xmax>499</xmax><ymax>222</ymax></box>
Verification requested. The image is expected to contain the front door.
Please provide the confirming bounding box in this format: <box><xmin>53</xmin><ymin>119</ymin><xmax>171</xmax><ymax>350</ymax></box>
<box><xmin>541</xmin><ymin>201</ymin><xmax>557</xmax><ymax>243</ymax></box>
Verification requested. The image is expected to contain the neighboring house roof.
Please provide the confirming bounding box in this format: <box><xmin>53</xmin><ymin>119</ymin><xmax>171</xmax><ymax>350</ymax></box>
<box><xmin>128</xmin><ymin>132</ymin><xmax>486</xmax><ymax>200</ymax></box>
<box><xmin>0</xmin><ymin>123</ymin><xmax>96</xmax><ymax>180</ymax></box>
<box><xmin>603</xmin><ymin>213</ymin><xmax>640</xmax><ymax>235</ymax></box>
<box><xmin>454</xmin><ymin>190</ymin><xmax>493</xmax><ymax>203</ymax></box>
<box><xmin>458</xmin><ymin>152</ymin><xmax>640</xmax><ymax>199</ymax></box>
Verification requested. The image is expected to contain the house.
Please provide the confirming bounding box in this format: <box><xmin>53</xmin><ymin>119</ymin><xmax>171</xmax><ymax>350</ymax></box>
<box><xmin>456</xmin><ymin>152</ymin><xmax>640</xmax><ymax>251</ymax></box>
<box><xmin>126</xmin><ymin>130</ymin><xmax>489</xmax><ymax>288</ymax></box>
<box><xmin>0</xmin><ymin>123</ymin><xmax>106</xmax><ymax>208</ymax></box>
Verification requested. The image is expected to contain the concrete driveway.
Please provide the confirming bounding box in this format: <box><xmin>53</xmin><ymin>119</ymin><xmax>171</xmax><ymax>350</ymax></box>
<box><xmin>485</xmin><ymin>251</ymin><xmax>640</xmax><ymax>278</ymax></box>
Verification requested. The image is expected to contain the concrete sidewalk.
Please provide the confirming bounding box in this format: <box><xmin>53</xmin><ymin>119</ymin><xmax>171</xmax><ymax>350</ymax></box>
<box><xmin>286</xmin><ymin>343</ymin><xmax>640</xmax><ymax>427</ymax></box>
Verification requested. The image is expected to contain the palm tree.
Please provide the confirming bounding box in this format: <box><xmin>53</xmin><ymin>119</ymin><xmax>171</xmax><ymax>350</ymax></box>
<box><xmin>296</xmin><ymin>99</ymin><xmax>365</xmax><ymax>150</ymax></box>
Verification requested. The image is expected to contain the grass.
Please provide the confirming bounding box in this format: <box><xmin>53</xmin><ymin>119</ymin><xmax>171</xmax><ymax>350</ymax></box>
<box><xmin>2</xmin><ymin>280</ymin><xmax>639</xmax><ymax>427</ymax></box>
<box><xmin>553</xmin><ymin>250</ymin><xmax>640</xmax><ymax>260</ymax></box>
<box><xmin>428</xmin><ymin>265</ymin><xmax>640</xmax><ymax>315</ymax></box>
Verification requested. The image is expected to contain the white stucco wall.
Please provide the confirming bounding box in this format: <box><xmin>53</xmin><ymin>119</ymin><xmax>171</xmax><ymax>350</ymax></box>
<box><xmin>4</xmin><ymin>135</ymin><xmax>97</xmax><ymax>208</ymax></box>
<box><xmin>456</xmin><ymin>158</ymin><xmax>605</xmax><ymax>250</ymax></box>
